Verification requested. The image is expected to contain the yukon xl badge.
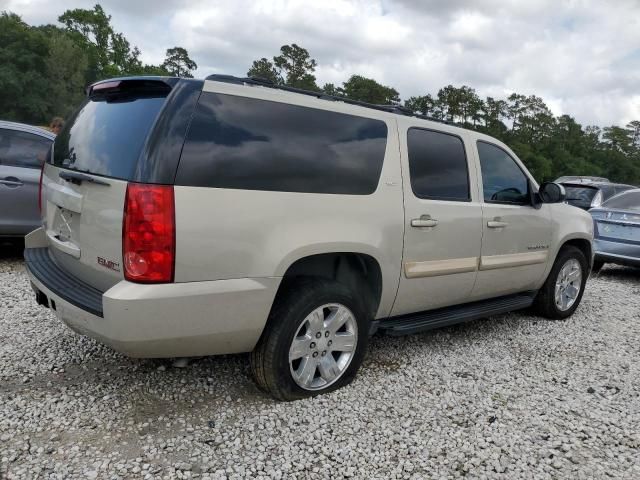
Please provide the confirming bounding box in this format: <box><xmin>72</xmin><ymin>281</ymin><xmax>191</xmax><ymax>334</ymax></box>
<box><xmin>97</xmin><ymin>256</ymin><xmax>121</xmax><ymax>272</ymax></box>
<box><xmin>527</xmin><ymin>244</ymin><xmax>549</xmax><ymax>251</ymax></box>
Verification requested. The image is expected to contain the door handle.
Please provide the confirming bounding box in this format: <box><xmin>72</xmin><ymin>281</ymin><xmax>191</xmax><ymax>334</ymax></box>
<box><xmin>411</xmin><ymin>215</ymin><xmax>439</xmax><ymax>228</ymax></box>
<box><xmin>487</xmin><ymin>218</ymin><xmax>509</xmax><ymax>228</ymax></box>
<box><xmin>0</xmin><ymin>177</ymin><xmax>23</xmax><ymax>187</ymax></box>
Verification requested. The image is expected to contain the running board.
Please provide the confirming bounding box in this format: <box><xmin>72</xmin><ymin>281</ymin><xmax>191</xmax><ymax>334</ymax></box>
<box><xmin>377</xmin><ymin>292</ymin><xmax>536</xmax><ymax>336</ymax></box>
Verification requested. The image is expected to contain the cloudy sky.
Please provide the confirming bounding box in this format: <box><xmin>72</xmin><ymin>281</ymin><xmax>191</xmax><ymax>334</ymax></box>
<box><xmin>4</xmin><ymin>0</ymin><xmax>640</xmax><ymax>126</ymax></box>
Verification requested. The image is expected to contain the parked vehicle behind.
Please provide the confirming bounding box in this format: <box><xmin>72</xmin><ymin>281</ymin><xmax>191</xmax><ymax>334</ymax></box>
<box><xmin>590</xmin><ymin>189</ymin><xmax>640</xmax><ymax>271</ymax></box>
<box><xmin>24</xmin><ymin>76</ymin><xmax>594</xmax><ymax>400</ymax></box>
<box><xmin>560</xmin><ymin>180</ymin><xmax>635</xmax><ymax>210</ymax></box>
<box><xmin>0</xmin><ymin>121</ymin><xmax>55</xmax><ymax>237</ymax></box>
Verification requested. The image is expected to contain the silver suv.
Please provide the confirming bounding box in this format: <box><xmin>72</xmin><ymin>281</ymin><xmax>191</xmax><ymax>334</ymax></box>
<box><xmin>25</xmin><ymin>76</ymin><xmax>594</xmax><ymax>400</ymax></box>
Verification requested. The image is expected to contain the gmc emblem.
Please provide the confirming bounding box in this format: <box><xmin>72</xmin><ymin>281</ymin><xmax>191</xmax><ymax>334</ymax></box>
<box><xmin>97</xmin><ymin>256</ymin><xmax>121</xmax><ymax>272</ymax></box>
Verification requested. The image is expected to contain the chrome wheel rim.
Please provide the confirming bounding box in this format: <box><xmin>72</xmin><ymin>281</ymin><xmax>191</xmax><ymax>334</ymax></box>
<box><xmin>289</xmin><ymin>303</ymin><xmax>358</xmax><ymax>391</ymax></box>
<box><xmin>554</xmin><ymin>259</ymin><xmax>582</xmax><ymax>311</ymax></box>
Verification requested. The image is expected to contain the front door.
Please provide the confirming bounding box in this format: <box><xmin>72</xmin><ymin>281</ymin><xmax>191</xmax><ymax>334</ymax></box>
<box><xmin>391</xmin><ymin>122</ymin><xmax>483</xmax><ymax>317</ymax></box>
<box><xmin>470</xmin><ymin>140</ymin><xmax>552</xmax><ymax>300</ymax></box>
<box><xmin>0</xmin><ymin>128</ymin><xmax>51</xmax><ymax>235</ymax></box>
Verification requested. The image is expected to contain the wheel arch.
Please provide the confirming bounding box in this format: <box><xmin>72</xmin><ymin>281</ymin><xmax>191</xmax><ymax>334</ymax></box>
<box><xmin>542</xmin><ymin>233</ymin><xmax>594</xmax><ymax>284</ymax></box>
<box><xmin>560</xmin><ymin>237</ymin><xmax>592</xmax><ymax>266</ymax></box>
<box><xmin>275</xmin><ymin>251</ymin><xmax>384</xmax><ymax>320</ymax></box>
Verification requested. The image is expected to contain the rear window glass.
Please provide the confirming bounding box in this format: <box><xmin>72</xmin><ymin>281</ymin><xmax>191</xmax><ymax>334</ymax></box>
<box><xmin>407</xmin><ymin>128</ymin><xmax>469</xmax><ymax>201</ymax></box>
<box><xmin>176</xmin><ymin>92</ymin><xmax>388</xmax><ymax>194</ymax></box>
<box><xmin>52</xmin><ymin>93</ymin><xmax>167</xmax><ymax>180</ymax></box>
<box><xmin>564</xmin><ymin>186</ymin><xmax>598</xmax><ymax>207</ymax></box>
<box><xmin>602</xmin><ymin>191</ymin><xmax>640</xmax><ymax>211</ymax></box>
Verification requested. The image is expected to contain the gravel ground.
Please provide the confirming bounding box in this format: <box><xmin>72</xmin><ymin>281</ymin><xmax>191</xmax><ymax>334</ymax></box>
<box><xmin>1</xmin><ymin>244</ymin><xmax>640</xmax><ymax>479</ymax></box>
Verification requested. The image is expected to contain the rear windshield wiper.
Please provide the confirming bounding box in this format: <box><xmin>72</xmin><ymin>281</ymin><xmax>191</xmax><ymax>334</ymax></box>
<box><xmin>59</xmin><ymin>170</ymin><xmax>110</xmax><ymax>186</ymax></box>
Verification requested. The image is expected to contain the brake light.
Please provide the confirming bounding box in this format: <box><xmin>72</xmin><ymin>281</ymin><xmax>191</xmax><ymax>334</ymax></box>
<box><xmin>122</xmin><ymin>183</ymin><xmax>175</xmax><ymax>283</ymax></box>
<box><xmin>38</xmin><ymin>162</ymin><xmax>45</xmax><ymax>214</ymax></box>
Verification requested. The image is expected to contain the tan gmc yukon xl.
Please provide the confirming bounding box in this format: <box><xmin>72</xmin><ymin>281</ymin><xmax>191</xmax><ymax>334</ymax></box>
<box><xmin>25</xmin><ymin>75</ymin><xmax>594</xmax><ymax>400</ymax></box>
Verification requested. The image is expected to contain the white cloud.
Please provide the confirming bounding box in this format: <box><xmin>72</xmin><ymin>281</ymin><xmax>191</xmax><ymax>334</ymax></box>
<box><xmin>5</xmin><ymin>0</ymin><xmax>640</xmax><ymax>126</ymax></box>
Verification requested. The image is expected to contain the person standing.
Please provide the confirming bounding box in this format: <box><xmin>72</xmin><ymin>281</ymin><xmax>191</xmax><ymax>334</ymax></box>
<box><xmin>49</xmin><ymin>117</ymin><xmax>65</xmax><ymax>135</ymax></box>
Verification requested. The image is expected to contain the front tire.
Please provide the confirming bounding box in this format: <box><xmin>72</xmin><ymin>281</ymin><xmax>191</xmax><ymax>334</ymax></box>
<box><xmin>533</xmin><ymin>246</ymin><xmax>588</xmax><ymax>319</ymax></box>
<box><xmin>250</xmin><ymin>278</ymin><xmax>370</xmax><ymax>401</ymax></box>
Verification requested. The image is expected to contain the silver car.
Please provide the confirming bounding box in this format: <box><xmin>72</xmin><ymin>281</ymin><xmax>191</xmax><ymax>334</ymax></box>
<box><xmin>590</xmin><ymin>189</ymin><xmax>640</xmax><ymax>271</ymax></box>
<box><xmin>0</xmin><ymin>121</ymin><xmax>55</xmax><ymax>237</ymax></box>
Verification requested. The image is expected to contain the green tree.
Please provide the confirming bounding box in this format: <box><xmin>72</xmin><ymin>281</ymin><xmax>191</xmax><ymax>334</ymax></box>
<box><xmin>340</xmin><ymin>75</ymin><xmax>400</xmax><ymax>104</ymax></box>
<box><xmin>248</xmin><ymin>44</ymin><xmax>319</xmax><ymax>90</ymax></box>
<box><xmin>247</xmin><ymin>57</ymin><xmax>282</xmax><ymax>84</ymax></box>
<box><xmin>602</xmin><ymin>126</ymin><xmax>633</xmax><ymax>154</ymax></box>
<box><xmin>626</xmin><ymin>120</ymin><xmax>640</xmax><ymax>150</ymax></box>
<box><xmin>58</xmin><ymin>4</ymin><xmax>144</xmax><ymax>81</ymax></box>
<box><xmin>405</xmin><ymin>94</ymin><xmax>438</xmax><ymax>117</ymax></box>
<box><xmin>162</xmin><ymin>47</ymin><xmax>197</xmax><ymax>78</ymax></box>
<box><xmin>273</xmin><ymin>44</ymin><xmax>318</xmax><ymax>90</ymax></box>
<box><xmin>44</xmin><ymin>32</ymin><xmax>88</xmax><ymax>118</ymax></box>
<box><xmin>0</xmin><ymin>13</ymin><xmax>50</xmax><ymax>123</ymax></box>
<box><xmin>321</xmin><ymin>83</ymin><xmax>340</xmax><ymax>96</ymax></box>
<box><xmin>437</xmin><ymin>85</ymin><xmax>462</xmax><ymax>122</ymax></box>
<box><xmin>481</xmin><ymin>97</ymin><xmax>508</xmax><ymax>135</ymax></box>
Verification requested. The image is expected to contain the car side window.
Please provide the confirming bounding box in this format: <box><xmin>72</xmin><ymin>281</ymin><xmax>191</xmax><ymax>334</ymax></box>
<box><xmin>0</xmin><ymin>129</ymin><xmax>51</xmax><ymax>169</ymax></box>
<box><xmin>477</xmin><ymin>141</ymin><xmax>529</xmax><ymax>205</ymax></box>
<box><xmin>407</xmin><ymin>128</ymin><xmax>470</xmax><ymax>201</ymax></box>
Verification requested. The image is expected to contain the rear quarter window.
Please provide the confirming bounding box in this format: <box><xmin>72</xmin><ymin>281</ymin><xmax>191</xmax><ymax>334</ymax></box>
<box><xmin>175</xmin><ymin>93</ymin><xmax>388</xmax><ymax>195</ymax></box>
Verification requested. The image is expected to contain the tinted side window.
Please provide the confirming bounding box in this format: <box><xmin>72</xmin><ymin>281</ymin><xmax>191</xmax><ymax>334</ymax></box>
<box><xmin>477</xmin><ymin>141</ymin><xmax>529</xmax><ymax>204</ymax></box>
<box><xmin>176</xmin><ymin>93</ymin><xmax>388</xmax><ymax>194</ymax></box>
<box><xmin>407</xmin><ymin>128</ymin><xmax>469</xmax><ymax>201</ymax></box>
<box><xmin>0</xmin><ymin>129</ymin><xmax>51</xmax><ymax>169</ymax></box>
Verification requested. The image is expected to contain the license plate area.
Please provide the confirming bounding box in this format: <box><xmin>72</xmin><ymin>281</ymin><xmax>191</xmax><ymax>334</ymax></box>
<box><xmin>46</xmin><ymin>206</ymin><xmax>82</xmax><ymax>258</ymax></box>
<box><xmin>52</xmin><ymin>207</ymin><xmax>81</xmax><ymax>243</ymax></box>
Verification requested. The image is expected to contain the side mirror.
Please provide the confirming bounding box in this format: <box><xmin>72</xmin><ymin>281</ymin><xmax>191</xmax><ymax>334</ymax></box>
<box><xmin>538</xmin><ymin>182</ymin><xmax>566</xmax><ymax>204</ymax></box>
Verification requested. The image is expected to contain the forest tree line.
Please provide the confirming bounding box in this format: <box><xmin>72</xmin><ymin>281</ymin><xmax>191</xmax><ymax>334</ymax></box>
<box><xmin>0</xmin><ymin>5</ymin><xmax>197</xmax><ymax>125</ymax></box>
<box><xmin>2</xmin><ymin>4</ymin><xmax>639</xmax><ymax>184</ymax></box>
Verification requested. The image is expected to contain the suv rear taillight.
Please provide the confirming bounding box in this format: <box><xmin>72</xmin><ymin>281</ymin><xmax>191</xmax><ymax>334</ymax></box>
<box><xmin>122</xmin><ymin>183</ymin><xmax>175</xmax><ymax>283</ymax></box>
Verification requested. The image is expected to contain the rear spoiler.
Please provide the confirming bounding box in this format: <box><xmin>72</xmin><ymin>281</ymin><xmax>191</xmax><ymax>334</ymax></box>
<box><xmin>86</xmin><ymin>77</ymin><xmax>180</xmax><ymax>99</ymax></box>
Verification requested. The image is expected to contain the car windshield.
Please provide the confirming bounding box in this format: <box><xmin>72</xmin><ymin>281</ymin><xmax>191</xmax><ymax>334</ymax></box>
<box><xmin>602</xmin><ymin>191</ymin><xmax>640</xmax><ymax>211</ymax></box>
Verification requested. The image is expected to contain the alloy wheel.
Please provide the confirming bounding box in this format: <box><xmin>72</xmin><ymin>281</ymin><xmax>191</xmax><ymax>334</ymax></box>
<box><xmin>288</xmin><ymin>303</ymin><xmax>358</xmax><ymax>391</ymax></box>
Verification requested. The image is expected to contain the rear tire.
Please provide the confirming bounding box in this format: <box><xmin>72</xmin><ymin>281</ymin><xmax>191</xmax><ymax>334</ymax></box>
<box><xmin>533</xmin><ymin>246</ymin><xmax>588</xmax><ymax>320</ymax></box>
<box><xmin>250</xmin><ymin>278</ymin><xmax>370</xmax><ymax>401</ymax></box>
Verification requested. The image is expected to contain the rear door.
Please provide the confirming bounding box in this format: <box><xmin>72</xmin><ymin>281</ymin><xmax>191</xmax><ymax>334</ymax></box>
<box><xmin>470</xmin><ymin>140</ymin><xmax>552</xmax><ymax>300</ymax></box>
<box><xmin>391</xmin><ymin>120</ymin><xmax>483</xmax><ymax>316</ymax></box>
<box><xmin>42</xmin><ymin>79</ymin><xmax>178</xmax><ymax>291</ymax></box>
<box><xmin>0</xmin><ymin>128</ymin><xmax>52</xmax><ymax>235</ymax></box>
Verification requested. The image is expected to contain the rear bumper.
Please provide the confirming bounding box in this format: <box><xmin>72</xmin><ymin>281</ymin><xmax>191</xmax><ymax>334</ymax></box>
<box><xmin>24</xmin><ymin>245</ymin><xmax>280</xmax><ymax>358</ymax></box>
<box><xmin>594</xmin><ymin>238</ymin><xmax>640</xmax><ymax>267</ymax></box>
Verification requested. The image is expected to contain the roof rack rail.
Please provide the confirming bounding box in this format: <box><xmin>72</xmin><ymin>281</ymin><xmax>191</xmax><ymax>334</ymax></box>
<box><xmin>204</xmin><ymin>74</ymin><xmax>452</xmax><ymax>126</ymax></box>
